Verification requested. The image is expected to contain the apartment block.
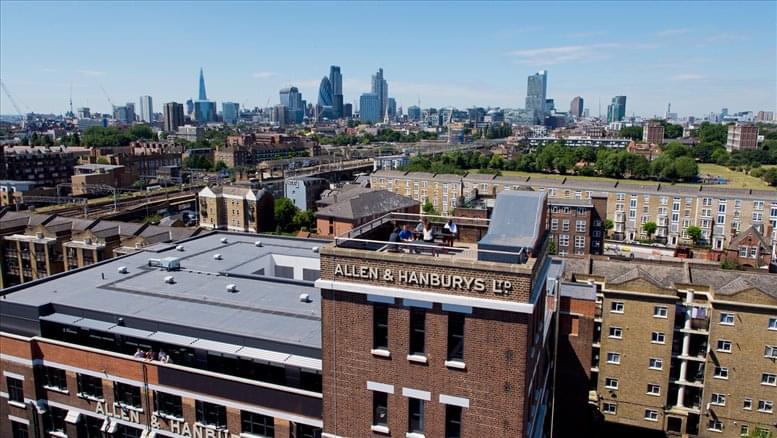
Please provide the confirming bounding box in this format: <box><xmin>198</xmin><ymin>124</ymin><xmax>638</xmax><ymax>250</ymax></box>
<box><xmin>726</xmin><ymin>124</ymin><xmax>759</xmax><ymax>151</ymax></box>
<box><xmin>548</xmin><ymin>196</ymin><xmax>608</xmax><ymax>257</ymax></box>
<box><xmin>643</xmin><ymin>120</ymin><xmax>665</xmax><ymax>144</ymax></box>
<box><xmin>4</xmin><ymin>146</ymin><xmax>88</xmax><ymax>187</ymax></box>
<box><xmin>198</xmin><ymin>185</ymin><xmax>275</xmax><ymax>232</ymax></box>
<box><xmin>370</xmin><ymin>170</ymin><xmax>777</xmax><ymax>252</ymax></box>
<box><xmin>563</xmin><ymin>257</ymin><xmax>777</xmax><ymax>437</ymax></box>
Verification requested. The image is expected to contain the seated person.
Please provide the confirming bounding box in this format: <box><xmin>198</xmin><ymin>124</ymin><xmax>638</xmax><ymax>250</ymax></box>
<box><xmin>415</xmin><ymin>220</ymin><xmax>425</xmax><ymax>235</ymax></box>
<box><xmin>444</xmin><ymin>219</ymin><xmax>458</xmax><ymax>235</ymax></box>
<box><xmin>399</xmin><ymin>224</ymin><xmax>413</xmax><ymax>241</ymax></box>
<box><xmin>388</xmin><ymin>226</ymin><xmax>401</xmax><ymax>251</ymax></box>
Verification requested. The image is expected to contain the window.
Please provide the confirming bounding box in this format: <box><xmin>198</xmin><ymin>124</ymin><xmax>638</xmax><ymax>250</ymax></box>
<box><xmin>562</xmin><ymin>220</ymin><xmax>570</xmax><ymax>232</ymax></box>
<box><xmin>43</xmin><ymin>367</ymin><xmax>67</xmax><ymax>391</ymax></box>
<box><xmin>447</xmin><ymin>313</ymin><xmax>465</xmax><ymax>362</ymax></box>
<box><xmin>115</xmin><ymin>425</ymin><xmax>143</xmax><ymax>438</ymax></box>
<box><xmin>444</xmin><ymin>405</ymin><xmax>462</xmax><ymax>438</ymax></box>
<box><xmin>713</xmin><ymin>366</ymin><xmax>729</xmax><ymax>379</ymax></box>
<box><xmin>646</xmin><ymin>384</ymin><xmax>660</xmax><ymax>395</ymax></box>
<box><xmin>711</xmin><ymin>393</ymin><xmax>726</xmax><ymax>406</ymax></box>
<box><xmin>559</xmin><ymin>235</ymin><xmax>569</xmax><ymax>247</ymax></box>
<box><xmin>611</xmin><ymin>302</ymin><xmax>624</xmax><ymax>313</ymax></box>
<box><xmin>740</xmin><ymin>425</ymin><xmax>749</xmax><ymax>436</ymax></box>
<box><xmin>761</xmin><ymin>373</ymin><xmax>776</xmax><ymax>386</ymax></box>
<box><xmin>241</xmin><ymin>411</ymin><xmax>274</xmax><ymax>436</ymax></box>
<box><xmin>717</xmin><ymin>339</ymin><xmax>732</xmax><ymax>352</ymax></box>
<box><xmin>769</xmin><ymin>318</ymin><xmax>777</xmax><ymax>330</ymax></box>
<box><xmin>154</xmin><ymin>391</ymin><xmax>182</xmax><ymax>418</ymax></box>
<box><xmin>76</xmin><ymin>374</ymin><xmax>102</xmax><ymax>399</ymax></box>
<box><xmin>758</xmin><ymin>400</ymin><xmax>774</xmax><ymax>413</ymax></box>
<box><xmin>707</xmin><ymin>419</ymin><xmax>723</xmax><ymax>432</ymax></box>
<box><xmin>605</xmin><ymin>378</ymin><xmax>618</xmax><ymax>389</ymax></box>
<box><xmin>602</xmin><ymin>402</ymin><xmax>617</xmax><ymax>414</ymax></box>
<box><xmin>606</xmin><ymin>352</ymin><xmax>621</xmax><ymax>364</ymax></box>
<box><xmin>644</xmin><ymin>409</ymin><xmax>659</xmax><ymax>421</ymax></box>
<box><xmin>653</xmin><ymin>306</ymin><xmax>667</xmax><ymax>318</ymax></box>
<box><xmin>575</xmin><ymin>235</ymin><xmax>585</xmax><ymax>249</ymax></box>
<box><xmin>409</xmin><ymin>310</ymin><xmax>426</xmax><ymax>356</ymax></box>
<box><xmin>649</xmin><ymin>358</ymin><xmax>663</xmax><ymax>370</ymax></box>
<box><xmin>372</xmin><ymin>391</ymin><xmax>388</xmax><ymax>428</ymax></box>
<box><xmin>11</xmin><ymin>421</ymin><xmax>28</xmax><ymax>438</ymax></box>
<box><xmin>765</xmin><ymin>346</ymin><xmax>777</xmax><ymax>358</ymax></box>
<box><xmin>113</xmin><ymin>382</ymin><xmax>141</xmax><ymax>408</ymax></box>
<box><xmin>7</xmin><ymin>377</ymin><xmax>23</xmax><ymax>403</ymax></box>
<box><xmin>744</xmin><ymin>398</ymin><xmax>752</xmax><ymax>410</ymax></box>
<box><xmin>720</xmin><ymin>313</ymin><xmax>735</xmax><ymax>325</ymax></box>
<box><xmin>651</xmin><ymin>332</ymin><xmax>665</xmax><ymax>344</ymax></box>
<box><xmin>550</xmin><ymin>219</ymin><xmax>558</xmax><ymax>231</ymax></box>
<box><xmin>373</xmin><ymin>305</ymin><xmax>389</xmax><ymax>351</ymax></box>
<box><xmin>408</xmin><ymin>398</ymin><xmax>424</xmax><ymax>434</ymax></box>
<box><xmin>608</xmin><ymin>326</ymin><xmax>623</xmax><ymax>339</ymax></box>
<box><xmin>48</xmin><ymin>406</ymin><xmax>67</xmax><ymax>433</ymax></box>
<box><xmin>196</xmin><ymin>401</ymin><xmax>227</xmax><ymax>428</ymax></box>
<box><xmin>576</xmin><ymin>220</ymin><xmax>586</xmax><ymax>233</ymax></box>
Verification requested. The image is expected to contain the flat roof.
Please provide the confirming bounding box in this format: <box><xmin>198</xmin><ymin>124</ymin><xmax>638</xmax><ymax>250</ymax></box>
<box><xmin>0</xmin><ymin>232</ymin><xmax>328</xmax><ymax>358</ymax></box>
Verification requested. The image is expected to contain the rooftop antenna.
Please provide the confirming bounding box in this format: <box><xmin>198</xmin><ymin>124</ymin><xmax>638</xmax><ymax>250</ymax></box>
<box><xmin>68</xmin><ymin>82</ymin><xmax>74</xmax><ymax>116</ymax></box>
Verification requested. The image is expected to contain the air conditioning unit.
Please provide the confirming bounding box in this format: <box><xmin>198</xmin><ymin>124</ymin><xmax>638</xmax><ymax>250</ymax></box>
<box><xmin>213</xmin><ymin>254</ymin><xmax>222</xmax><ymax>260</ymax></box>
<box><xmin>117</xmin><ymin>266</ymin><xmax>128</xmax><ymax>274</ymax></box>
<box><xmin>299</xmin><ymin>293</ymin><xmax>312</xmax><ymax>303</ymax></box>
<box><xmin>164</xmin><ymin>276</ymin><xmax>175</xmax><ymax>284</ymax></box>
<box><xmin>176</xmin><ymin>245</ymin><xmax>184</xmax><ymax>252</ymax></box>
<box><xmin>220</xmin><ymin>237</ymin><xmax>228</xmax><ymax>244</ymax></box>
<box><xmin>254</xmin><ymin>240</ymin><xmax>262</xmax><ymax>247</ymax></box>
<box><xmin>226</xmin><ymin>284</ymin><xmax>238</xmax><ymax>293</ymax></box>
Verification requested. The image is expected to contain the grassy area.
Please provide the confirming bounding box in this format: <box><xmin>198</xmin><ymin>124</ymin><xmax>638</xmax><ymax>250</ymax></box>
<box><xmin>467</xmin><ymin>164</ymin><xmax>776</xmax><ymax>191</ymax></box>
<box><xmin>697</xmin><ymin>163</ymin><xmax>775</xmax><ymax>190</ymax></box>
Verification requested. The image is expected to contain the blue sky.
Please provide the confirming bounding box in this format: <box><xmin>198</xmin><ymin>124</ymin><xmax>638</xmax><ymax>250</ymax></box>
<box><xmin>1</xmin><ymin>1</ymin><xmax>775</xmax><ymax>117</ymax></box>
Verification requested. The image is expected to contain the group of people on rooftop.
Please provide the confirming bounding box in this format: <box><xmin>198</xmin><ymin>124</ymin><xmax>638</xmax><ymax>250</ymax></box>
<box><xmin>388</xmin><ymin>218</ymin><xmax>458</xmax><ymax>253</ymax></box>
<box><xmin>133</xmin><ymin>348</ymin><xmax>172</xmax><ymax>363</ymax></box>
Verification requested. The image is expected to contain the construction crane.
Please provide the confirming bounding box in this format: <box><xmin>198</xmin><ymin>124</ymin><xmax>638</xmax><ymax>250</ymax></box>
<box><xmin>0</xmin><ymin>79</ymin><xmax>26</xmax><ymax>119</ymax></box>
<box><xmin>98</xmin><ymin>83</ymin><xmax>114</xmax><ymax>110</ymax></box>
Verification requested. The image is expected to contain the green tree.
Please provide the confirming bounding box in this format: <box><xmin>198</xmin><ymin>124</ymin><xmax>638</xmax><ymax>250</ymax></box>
<box><xmin>184</xmin><ymin>155</ymin><xmax>213</xmax><ymax>170</ymax></box>
<box><xmin>696</xmin><ymin>122</ymin><xmax>728</xmax><ymax>144</ymax></box>
<box><xmin>292</xmin><ymin>209</ymin><xmax>316</xmax><ymax>232</ymax></box>
<box><xmin>642</xmin><ymin>222</ymin><xmax>657</xmax><ymax>240</ymax></box>
<box><xmin>421</xmin><ymin>200</ymin><xmax>438</xmax><ymax>215</ymax></box>
<box><xmin>128</xmin><ymin>124</ymin><xmax>155</xmax><ymax>140</ymax></box>
<box><xmin>663</xmin><ymin>122</ymin><xmax>683</xmax><ymax>139</ymax></box>
<box><xmin>213</xmin><ymin>160</ymin><xmax>228</xmax><ymax>172</ymax></box>
<box><xmin>686</xmin><ymin>225</ymin><xmax>702</xmax><ymax>245</ymax></box>
<box><xmin>604</xmin><ymin>219</ymin><xmax>614</xmax><ymax>234</ymax></box>
<box><xmin>619</xmin><ymin>125</ymin><xmax>643</xmax><ymax>141</ymax></box>
<box><xmin>274</xmin><ymin>198</ymin><xmax>299</xmax><ymax>232</ymax></box>
<box><xmin>673</xmin><ymin>156</ymin><xmax>699</xmax><ymax>181</ymax></box>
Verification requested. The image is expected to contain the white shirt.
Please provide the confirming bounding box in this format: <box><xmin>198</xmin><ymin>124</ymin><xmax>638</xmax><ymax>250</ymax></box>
<box><xmin>444</xmin><ymin>222</ymin><xmax>457</xmax><ymax>234</ymax></box>
<box><xmin>422</xmin><ymin>227</ymin><xmax>434</xmax><ymax>241</ymax></box>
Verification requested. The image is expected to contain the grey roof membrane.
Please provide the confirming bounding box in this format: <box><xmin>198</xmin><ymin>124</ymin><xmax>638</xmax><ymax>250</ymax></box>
<box><xmin>2</xmin><ymin>232</ymin><xmax>326</xmax><ymax>356</ymax></box>
<box><xmin>479</xmin><ymin>191</ymin><xmax>546</xmax><ymax>249</ymax></box>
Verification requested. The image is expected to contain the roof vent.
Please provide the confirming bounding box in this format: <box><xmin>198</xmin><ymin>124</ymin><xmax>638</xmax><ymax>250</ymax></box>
<box><xmin>220</xmin><ymin>237</ymin><xmax>228</xmax><ymax>244</ymax></box>
<box><xmin>254</xmin><ymin>240</ymin><xmax>262</xmax><ymax>247</ymax></box>
<box><xmin>226</xmin><ymin>284</ymin><xmax>238</xmax><ymax>293</ymax></box>
<box><xmin>117</xmin><ymin>266</ymin><xmax>128</xmax><ymax>274</ymax></box>
<box><xmin>176</xmin><ymin>245</ymin><xmax>184</xmax><ymax>251</ymax></box>
<box><xmin>213</xmin><ymin>253</ymin><xmax>222</xmax><ymax>260</ymax></box>
<box><xmin>164</xmin><ymin>275</ymin><xmax>175</xmax><ymax>284</ymax></box>
<box><xmin>312</xmin><ymin>246</ymin><xmax>320</xmax><ymax>253</ymax></box>
<box><xmin>299</xmin><ymin>293</ymin><xmax>312</xmax><ymax>303</ymax></box>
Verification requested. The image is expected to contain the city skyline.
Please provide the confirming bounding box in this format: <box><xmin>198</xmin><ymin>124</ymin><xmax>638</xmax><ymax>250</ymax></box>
<box><xmin>1</xmin><ymin>1</ymin><xmax>775</xmax><ymax>116</ymax></box>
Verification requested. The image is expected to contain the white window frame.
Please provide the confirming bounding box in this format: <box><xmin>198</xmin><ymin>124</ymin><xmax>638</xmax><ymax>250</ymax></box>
<box><xmin>648</xmin><ymin>358</ymin><xmax>663</xmax><ymax>370</ymax></box>
<box><xmin>713</xmin><ymin>366</ymin><xmax>729</xmax><ymax>379</ymax></box>
<box><xmin>707</xmin><ymin>419</ymin><xmax>723</xmax><ymax>432</ymax></box>
<box><xmin>710</xmin><ymin>393</ymin><xmax>726</xmax><ymax>406</ymax></box>
<box><xmin>608</xmin><ymin>326</ymin><xmax>623</xmax><ymax>339</ymax></box>
<box><xmin>646</xmin><ymin>383</ymin><xmax>660</xmax><ymax>396</ymax></box>
<box><xmin>602</xmin><ymin>402</ymin><xmax>617</xmax><ymax>415</ymax></box>
<box><xmin>653</xmin><ymin>306</ymin><xmax>667</xmax><ymax>318</ymax></box>
<box><xmin>761</xmin><ymin>373</ymin><xmax>776</xmax><ymax>386</ymax></box>
<box><xmin>604</xmin><ymin>378</ymin><xmax>619</xmax><ymax>390</ymax></box>
<box><xmin>610</xmin><ymin>302</ymin><xmax>624</xmax><ymax>314</ymax></box>
<box><xmin>606</xmin><ymin>352</ymin><xmax>621</xmax><ymax>365</ymax></box>
<box><xmin>765</xmin><ymin>346</ymin><xmax>777</xmax><ymax>359</ymax></box>
<box><xmin>651</xmin><ymin>332</ymin><xmax>665</xmax><ymax>344</ymax></box>
<box><xmin>719</xmin><ymin>313</ymin><xmax>735</xmax><ymax>325</ymax></box>
<box><xmin>643</xmin><ymin>409</ymin><xmax>659</xmax><ymax>422</ymax></box>
<box><xmin>769</xmin><ymin>318</ymin><xmax>777</xmax><ymax>330</ymax></box>
<box><xmin>743</xmin><ymin>398</ymin><xmax>752</xmax><ymax>410</ymax></box>
<box><xmin>758</xmin><ymin>400</ymin><xmax>773</xmax><ymax>413</ymax></box>
<box><xmin>716</xmin><ymin>339</ymin><xmax>732</xmax><ymax>353</ymax></box>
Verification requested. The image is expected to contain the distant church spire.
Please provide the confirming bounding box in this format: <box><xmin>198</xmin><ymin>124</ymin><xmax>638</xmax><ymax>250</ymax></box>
<box><xmin>198</xmin><ymin>68</ymin><xmax>207</xmax><ymax>101</ymax></box>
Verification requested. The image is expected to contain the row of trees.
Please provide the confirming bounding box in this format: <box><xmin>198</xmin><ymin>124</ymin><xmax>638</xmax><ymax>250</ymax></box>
<box><xmin>80</xmin><ymin>125</ymin><xmax>155</xmax><ymax>147</ymax></box>
<box><xmin>314</xmin><ymin>128</ymin><xmax>438</xmax><ymax>146</ymax></box>
<box><xmin>619</xmin><ymin>120</ymin><xmax>683</xmax><ymax>141</ymax></box>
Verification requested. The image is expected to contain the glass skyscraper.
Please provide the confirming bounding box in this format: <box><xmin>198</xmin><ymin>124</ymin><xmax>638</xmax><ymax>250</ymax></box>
<box><xmin>525</xmin><ymin>70</ymin><xmax>547</xmax><ymax>125</ymax></box>
<box><xmin>371</xmin><ymin>68</ymin><xmax>388</xmax><ymax>119</ymax></box>
<box><xmin>194</xmin><ymin>68</ymin><xmax>216</xmax><ymax>123</ymax></box>
<box><xmin>138</xmin><ymin>95</ymin><xmax>153</xmax><ymax>123</ymax></box>
<box><xmin>359</xmin><ymin>93</ymin><xmax>381</xmax><ymax>123</ymax></box>
<box><xmin>222</xmin><ymin>102</ymin><xmax>239</xmax><ymax>125</ymax></box>
<box><xmin>280</xmin><ymin>87</ymin><xmax>304</xmax><ymax>123</ymax></box>
<box><xmin>607</xmin><ymin>96</ymin><xmax>627</xmax><ymax>123</ymax></box>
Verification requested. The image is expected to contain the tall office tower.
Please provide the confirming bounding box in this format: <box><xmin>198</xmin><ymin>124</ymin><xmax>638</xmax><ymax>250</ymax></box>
<box><xmin>186</xmin><ymin>99</ymin><xmax>194</xmax><ymax>116</ymax></box>
<box><xmin>138</xmin><ymin>95</ymin><xmax>153</xmax><ymax>123</ymax></box>
<box><xmin>280</xmin><ymin>86</ymin><xmax>304</xmax><ymax>123</ymax></box>
<box><xmin>343</xmin><ymin>103</ymin><xmax>353</xmax><ymax>118</ymax></box>
<box><xmin>666</xmin><ymin>102</ymin><xmax>672</xmax><ymax>120</ymax></box>
<box><xmin>371</xmin><ymin>68</ymin><xmax>388</xmax><ymax>118</ymax></box>
<box><xmin>163</xmin><ymin>102</ymin><xmax>184</xmax><ymax>132</ymax></box>
<box><xmin>126</xmin><ymin>103</ymin><xmax>136</xmax><ymax>124</ymax></box>
<box><xmin>569</xmin><ymin>96</ymin><xmax>584</xmax><ymax>118</ymax></box>
<box><xmin>317</xmin><ymin>77</ymin><xmax>334</xmax><ymax>119</ymax></box>
<box><xmin>726</xmin><ymin>123</ymin><xmax>759</xmax><ymax>151</ymax></box>
<box><xmin>198</xmin><ymin>67</ymin><xmax>208</xmax><ymax>100</ymax></box>
<box><xmin>113</xmin><ymin>103</ymin><xmax>136</xmax><ymax>125</ymax></box>
<box><xmin>606</xmin><ymin>96</ymin><xmax>627</xmax><ymax>123</ymax></box>
<box><xmin>329</xmin><ymin>66</ymin><xmax>343</xmax><ymax>118</ymax></box>
<box><xmin>407</xmin><ymin>105</ymin><xmax>422</xmax><ymax>121</ymax></box>
<box><xmin>359</xmin><ymin>93</ymin><xmax>381</xmax><ymax>122</ymax></box>
<box><xmin>525</xmin><ymin>70</ymin><xmax>548</xmax><ymax>125</ymax></box>
<box><xmin>76</xmin><ymin>107</ymin><xmax>91</xmax><ymax>119</ymax></box>
<box><xmin>222</xmin><ymin>102</ymin><xmax>240</xmax><ymax>125</ymax></box>
<box><xmin>387</xmin><ymin>98</ymin><xmax>397</xmax><ymax>120</ymax></box>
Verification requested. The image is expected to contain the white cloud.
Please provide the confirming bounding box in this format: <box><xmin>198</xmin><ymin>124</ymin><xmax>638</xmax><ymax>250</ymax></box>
<box><xmin>507</xmin><ymin>43</ymin><xmax>620</xmax><ymax>65</ymax></box>
<box><xmin>670</xmin><ymin>73</ymin><xmax>704</xmax><ymax>81</ymax></box>
<box><xmin>78</xmin><ymin>69</ymin><xmax>106</xmax><ymax>77</ymax></box>
<box><xmin>251</xmin><ymin>71</ymin><xmax>277</xmax><ymax>79</ymax></box>
<box><xmin>655</xmin><ymin>28</ymin><xmax>691</xmax><ymax>37</ymax></box>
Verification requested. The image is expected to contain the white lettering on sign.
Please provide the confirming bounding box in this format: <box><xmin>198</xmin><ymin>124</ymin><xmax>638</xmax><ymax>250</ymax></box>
<box><xmin>94</xmin><ymin>402</ymin><xmax>240</xmax><ymax>438</ymax></box>
<box><xmin>333</xmin><ymin>263</ymin><xmax>513</xmax><ymax>295</ymax></box>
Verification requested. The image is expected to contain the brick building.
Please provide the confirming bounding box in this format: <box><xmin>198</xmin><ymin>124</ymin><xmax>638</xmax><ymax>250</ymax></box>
<box><xmin>370</xmin><ymin>170</ymin><xmax>777</xmax><ymax>252</ymax></box>
<box><xmin>548</xmin><ymin>197</ymin><xmax>607</xmax><ymax>257</ymax></box>
<box><xmin>726</xmin><ymin>123</ymin><xmax>759</xmax><ymax>152</ymax></box>
<box><xmin>562</xmin><ymin>257</ymin><xmax>777</xmax><ymax>437</ymax></box>
<box><xmin>314</xmin><ymin>189</ymin><xmax>419</xmax><ymax>237</ymax></box>
<box><xmin>217</xmin><ymin>134</ymin><xmax>321</xmax><ymax>168</ymax></box>
<box><xmin>315</xmin><ymin>190</ymin><xmax>562</xmax><ymax>438</ymax></box>
<box><xmin>198</xmin><ymin>184</ymin><xmax>275</xmax><ymax>232</ymax></box>
<box><xmin>643</xmin><ymin>120</ymin><xmax>665</xmax><ymax>145</ymax></box>
<box><xmin>0</xmin><ymin>233</ymin><xmax>328</xmax><ymax>438</ymax></box>
<box><xmin>723</xmin><ymin>225</ymin><xmax>773</xmax><ymax>268</ymax></box>
<box><xmin>4</xmin><ymin>146</ymin><xmax>87</xmax><ymax>187</ymax></box>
